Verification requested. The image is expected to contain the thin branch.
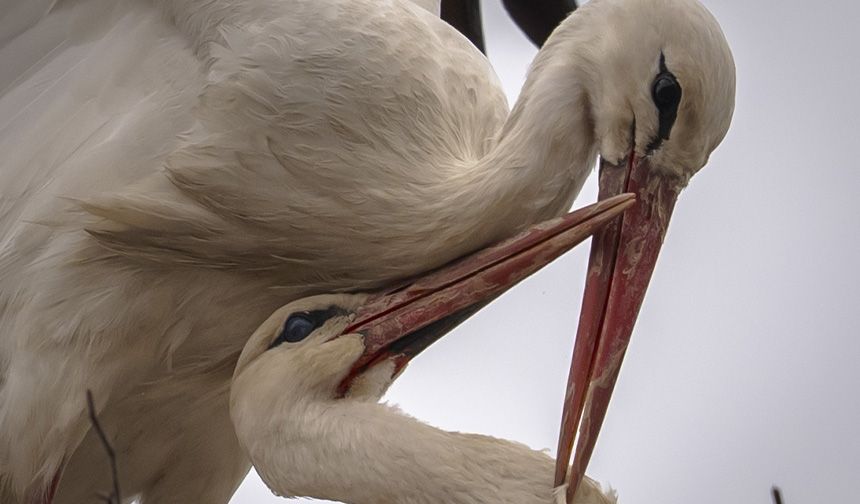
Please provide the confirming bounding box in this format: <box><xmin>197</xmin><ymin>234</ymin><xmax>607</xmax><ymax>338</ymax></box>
<box><xmin>771</xmin><ymin>486</ymin><xmax>783</xmax><ymax>504</ymax></box>
<box><xmin>86</xmin><ymin>390</ymin><xmax>122</xmax><ymax>504</ymax></box>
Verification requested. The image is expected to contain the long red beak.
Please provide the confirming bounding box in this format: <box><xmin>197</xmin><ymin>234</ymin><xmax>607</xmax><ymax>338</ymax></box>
<box><xmin>555</xmin><ymin>156</ymin><xmax>684</xmax><ymax>499</ymax></box>
<box><xmin>335</xmin><ymin>193</ymin><xmax>635</xmax><ymax>396</ymax></box>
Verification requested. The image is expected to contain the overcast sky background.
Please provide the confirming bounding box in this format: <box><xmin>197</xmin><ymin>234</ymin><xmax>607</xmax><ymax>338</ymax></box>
<box><xmin>232</xmin><ymin>1</ymin><xmax>860</xmax><ymax>502</ymax></box>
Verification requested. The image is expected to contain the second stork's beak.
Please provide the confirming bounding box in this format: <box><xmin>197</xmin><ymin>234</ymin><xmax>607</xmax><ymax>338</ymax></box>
<box><xmin>556</xmin><ymin>156</ymin><xmax>685</xmax><ymax>499</ymax></box>
<box><xmin>335</xmin><ymin>193</ymin><xmax>635</xmax><ymax>397</ymax></box>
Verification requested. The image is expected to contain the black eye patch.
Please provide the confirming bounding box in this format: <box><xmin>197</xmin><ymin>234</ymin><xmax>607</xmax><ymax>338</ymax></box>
<box><xmin>647</xmin><ymin>53</ymin><xmax>683</xmax><ymax>152</ymax></box>
<box><xmin>268</xmin><ymin>306</ymin><xmax>346</xmax><ymax>349</ymax></box>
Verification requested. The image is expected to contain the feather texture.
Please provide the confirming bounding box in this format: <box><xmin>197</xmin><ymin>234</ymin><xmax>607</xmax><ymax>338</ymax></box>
<box><xmin>229</xmin><ymin>296</ymin><xmax>617</xmax><ymax>504</ymax></box>
<box><xmin>0</xmin><ymin>0</ymin><xmax>734</xmax><ymax>501</ymax></box>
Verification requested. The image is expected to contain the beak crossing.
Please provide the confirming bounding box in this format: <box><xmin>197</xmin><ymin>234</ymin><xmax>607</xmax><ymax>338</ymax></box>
<box><xmin>335</xmin><ymin>193</ymin><xmax>635</xmax><ymax>397</ymax></box>
<box><xmin>328</xmin><ymin>158</ymin><xmax>680</xmax><ymax>503</ymax></box>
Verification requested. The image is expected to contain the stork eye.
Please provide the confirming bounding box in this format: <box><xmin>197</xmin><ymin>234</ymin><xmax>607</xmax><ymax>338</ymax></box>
<box><xmin>273</xmin><ymin>314</ymin><xmax>317</xmax><ymax>346</ymax></box>
<box><xmin>268</xmin><ymin>306</ymin><xmax>347</xmax><ymax>349</ymax></box>
<box><xmin>653</xmin><ymin>74</ymin><xmax>681</xmax><ymax>107</ymax></box>
<box><xmin>648</xmin><ymin>54</ymin><xmax>683</xmax><ymax>150</ymax></box>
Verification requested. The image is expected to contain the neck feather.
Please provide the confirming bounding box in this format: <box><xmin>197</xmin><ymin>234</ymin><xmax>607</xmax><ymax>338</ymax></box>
<box><xmin>413</xmin><ymin>51</ymin><xmax>599</xmax><ymax>269</ymax></box>
<box><xmin>241</xmin><ymin>398</ymin><xmax>613</xmax><ymax>504</ymax></box>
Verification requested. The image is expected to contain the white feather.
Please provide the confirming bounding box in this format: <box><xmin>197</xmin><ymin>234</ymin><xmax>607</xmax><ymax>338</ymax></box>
<box><xmin>230</xmin><ymin>294</ymin><xmax>618</xmax><ymax>504</ymax></box>
<box><xmin>0</xmin><ymin>0</ymin><xmax>734</xmax><ymax>501</ymax></box>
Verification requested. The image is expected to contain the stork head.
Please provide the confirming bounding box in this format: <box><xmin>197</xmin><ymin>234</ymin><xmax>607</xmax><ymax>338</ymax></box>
<box><xmin>231</xmin><ymin>195</ymin><xmax>634</xmax><ymax>408</ymax></box>
<box><xmin>230</xmin><ymin>197</ymin><xmax>634</xmax><ymax>489</ymax></box>
<box><xmin>577</xmin><ymin>0</ymin><xmax>736</xmax><ymax>177</ymax></box>
<box><xmin>520</xmin><ymin>0</ymin><xmax>735</xmax><ymax>178</ymax></box>
<box><xmin>525</xmin><ymin>0</ymin><xmax>737</xmax><ymax>495</ymax></box>
<box><xmin>231</xmin><ymin>294</ymin><xmax>373</xmax><ymax>405</ymax></box>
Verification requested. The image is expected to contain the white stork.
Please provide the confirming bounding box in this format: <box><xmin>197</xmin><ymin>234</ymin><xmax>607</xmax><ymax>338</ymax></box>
<box><xmin>231</xmin><ymin>294</ymin><xmax>616</xmax><ymax>504</ymax></box>
<box><xmin>0</xmin><ymin>0</ymin><xmax>734</xmax><ymax>502</ymax></box>
<box><xmin>229</xmin><ymin>204</ymin><xmax>629</xmax><ymax>504</ymax></box>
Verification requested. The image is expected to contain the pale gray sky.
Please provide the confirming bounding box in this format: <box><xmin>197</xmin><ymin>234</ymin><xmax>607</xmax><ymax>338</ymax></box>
<box><xmin>232</xmin><ymin>1</ymin><xmax>860</xmax><ymax>502</ymax></box>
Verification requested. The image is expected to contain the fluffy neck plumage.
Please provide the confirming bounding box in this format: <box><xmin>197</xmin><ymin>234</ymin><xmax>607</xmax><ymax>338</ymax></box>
<box><xmin>466</xmin><ymin>59</ymin><xmax>598</xmax><ymax>233</ymax></box>
<box><xmin>376</xmin><ymin>30</ymin><xmax>600</xmax><ymax>270</ymax></box>
<box><xmin>238</xmin><ymin>397</ymin><xmax>613</xmax><ymax>504</ymax></box>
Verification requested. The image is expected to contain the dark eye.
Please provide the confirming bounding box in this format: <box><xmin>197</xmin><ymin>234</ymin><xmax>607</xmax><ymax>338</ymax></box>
<box><xmin>653</xmin><ymin>74</ymin><xmax>681</xmax><ymax>108</ymax></box>
<box><xmin>648</xmin><ymin>54</ymin><xmax>683</xmax><ymax>151</ymax></box>
<box><xmin>272</xmin><ymin>314</ymin><xmax>317</xmax><ymax>347</ymax></box>
<box><xmin>267</xmin><ymin>306</ymin><xmax>347</xmax><ymax>349</ymax></box>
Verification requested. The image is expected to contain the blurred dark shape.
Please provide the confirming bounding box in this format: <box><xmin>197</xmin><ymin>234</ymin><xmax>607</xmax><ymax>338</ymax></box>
<box><xmin>441</xmin><ymin>0</ymin><xmax>578</xmax><ymax>54</ymax></box>
<box><xmin>772</xmin><ymin>486</ymin><xmax>784</xmax><ymax>504</ymax></box>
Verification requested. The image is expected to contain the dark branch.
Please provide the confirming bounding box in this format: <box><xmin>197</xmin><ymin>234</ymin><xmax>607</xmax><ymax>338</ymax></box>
<box><xmin>86</xmin><ymin>390</ymin><xmax>121</xmax><ymax>504</ymax></box>
<box><xmin>772</xmin><ymin>486</ymin><xmax>784</xmax><ymax>504</ymax></box>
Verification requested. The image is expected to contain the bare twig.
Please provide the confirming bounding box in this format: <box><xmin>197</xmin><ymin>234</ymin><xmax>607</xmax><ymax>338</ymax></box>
<box><xmin>86</xmin><ymin>390</ymin><xmax>121</xmax><ymax>504</ymax></box>
<box><xmin>771</xmin><ymin>486</ymin><xmax>784</xmax><ymax>504</ymax></box>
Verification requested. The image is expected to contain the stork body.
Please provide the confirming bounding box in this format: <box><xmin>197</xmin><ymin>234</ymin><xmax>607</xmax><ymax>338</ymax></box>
<box><xmin>0</xmin><ymin>1</ymin><xmax>586</xmax><ymax>500</ymax></box>
<box><xmin>0</xmin><ymin>0</ymin><xmax>734</xmax><ymax>501</ymax></box>
<box><xmin>230</xmin><ymin>294</ymin><xmax>616</xmax><ymax>504</ymax></box>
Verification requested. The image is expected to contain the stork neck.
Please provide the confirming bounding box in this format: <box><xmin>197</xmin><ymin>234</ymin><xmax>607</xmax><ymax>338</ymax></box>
<box><xmin>320</xmin><ymin>52</ymin><xmax>601</xmax><ymax>286</ymax></box>
<box><xmin>242</xmin><ymin>398</ymin><xmax>611</xmax><ymax>504</ymax></box>
<box><xmin>453</xmin><ymin>53</ymin><xmax>599</xmax><ymax>245</ymax></box>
